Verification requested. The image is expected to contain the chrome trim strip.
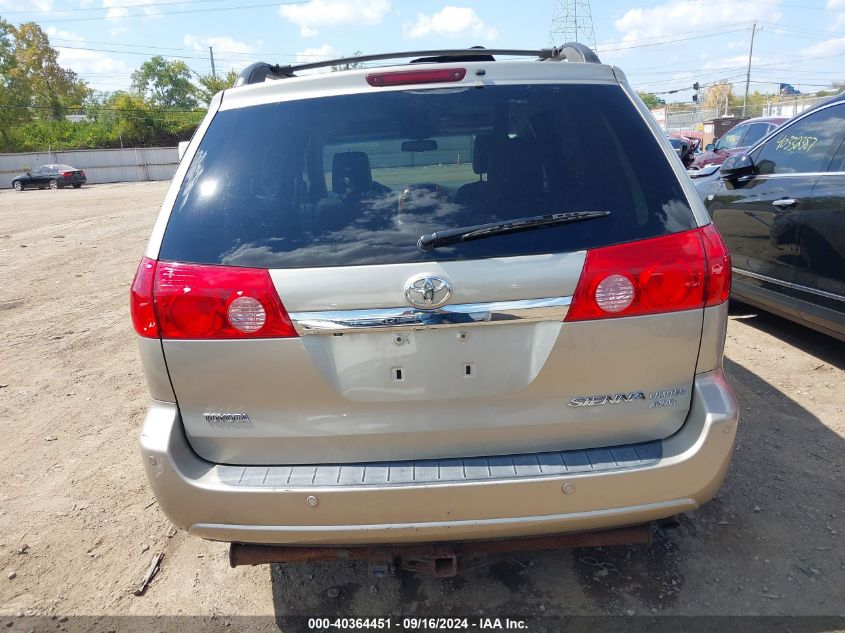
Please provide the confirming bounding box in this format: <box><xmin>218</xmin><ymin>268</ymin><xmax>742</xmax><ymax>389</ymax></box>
<box><xmin>732</xmin><ymin>268</ymin><xmax>845</xmax><ymax>303</ymax></box>
<box><xmin>289</xmin><ymin>296</ymin><xmax>572</xmax><ymax>335</ymax></box>
<box><xmin>752</xmin><ymin>172</ymin><xmax>845</xmax><ymax>180</ymax></box>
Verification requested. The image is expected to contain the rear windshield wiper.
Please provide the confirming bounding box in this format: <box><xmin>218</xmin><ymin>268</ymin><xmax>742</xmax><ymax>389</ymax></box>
<box><xmin>417</xmin><ymin>211</ymin><xmax>611</xmax><ymax>252</ymax></box>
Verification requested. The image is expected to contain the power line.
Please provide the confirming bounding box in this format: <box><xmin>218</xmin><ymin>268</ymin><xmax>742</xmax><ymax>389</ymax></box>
<box><xmin>634</xmin><ymin>70</ymin><xmax>748</xmax><ymax>89</ymax></box>
<box><xmin>632</xmin><ymin>43</ymin><xmax>845</xmax><ymax>92</ymax></box>
<box><xmin>598</xmin><ymin>27</ymin><xmax>752</xmax><ymax>53</ymax></box>
<box><xmin>17</xmin><ymin>0</ymin><xmax>308</xmax><ymax>24</ymax></box>
<box><xmin>47</xmin><ymin>38</ymin><xmax>335</xmax><ymax>61</ymax></box>
<box><xmin>43</xmin><ymin>23</ymin><xmax>759</xmax><ymax>71</ymax></box>
<box><xmin>749</xmin><ymin>79</ymin><xmax>836</xmax><ymax>88</ymax></box>
<box><xmin>48</xmin><ymin>37</ymin><xmax>249</xmax><ymax>55</ymax></box>
<box><xmin>757</xmin><ymin>21</ymin><xmax>843</xmax><ymax>36</ymax></box>
<box><xmin>54</xmin><ymin>43</ymin><xmax>218</xmax><ymax>60</ymax></box>
<box><xmin>599</xmin><ymin>23</ymin><xmax>757</xmax><ymax>51</ymax></box>
<box><xmin>628</xmin><ymin>66</ymin><xmax>746</xmax><ymax>76</ymax></box>
<box><xmin>0</xmin><ymin>0</ymin><xmax>236</xmax><ymax>15</ymax></box>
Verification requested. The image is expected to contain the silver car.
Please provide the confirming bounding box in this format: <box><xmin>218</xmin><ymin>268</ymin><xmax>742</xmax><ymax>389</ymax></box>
<box><xmin>132</xmin><ymin>45</ymin><xmax>737</xmax><ymax>559</ymax></box>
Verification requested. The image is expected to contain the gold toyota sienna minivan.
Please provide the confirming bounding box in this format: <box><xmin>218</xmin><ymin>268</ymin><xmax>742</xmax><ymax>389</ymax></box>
<box><xmin>131</xmin><ymin>44</ymin><xmax>738</xmax><ymax>566</ymax></box>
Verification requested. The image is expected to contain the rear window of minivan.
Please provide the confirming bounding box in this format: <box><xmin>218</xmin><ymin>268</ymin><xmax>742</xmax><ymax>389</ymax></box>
<box><xmin>159</xmin><ymin>83</ymin><xmax>695</xmax><ymax>268</ymax></box>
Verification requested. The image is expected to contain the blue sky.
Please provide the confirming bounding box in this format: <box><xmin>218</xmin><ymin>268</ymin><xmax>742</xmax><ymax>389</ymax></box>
<box><xmin>1</xmin><ymin>0</ymin><xmax>844</xmax><ymax>102</ymax></box>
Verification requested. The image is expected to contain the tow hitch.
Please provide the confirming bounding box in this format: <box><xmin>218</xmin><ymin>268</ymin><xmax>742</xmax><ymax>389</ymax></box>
<box><xmin>229</xmin><ymin>524</ymin><xmax>653</xmax><ymax>578</ymax></box>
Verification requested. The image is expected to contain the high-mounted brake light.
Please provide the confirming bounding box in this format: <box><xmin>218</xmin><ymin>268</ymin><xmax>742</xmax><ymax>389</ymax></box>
<box><xmin>130</xmin><ymin>258</ymin><xmax>297</xmax><ymax>339</ymax></box>
<box><xmin>366</xmin><ymin>67</ymin><xmax>466</xmax><ymax>87</ymax></box>
<box><xmin>566</xmin><ymin>228</ymin><xmax>710</xmax><ymax>321</ymax></box>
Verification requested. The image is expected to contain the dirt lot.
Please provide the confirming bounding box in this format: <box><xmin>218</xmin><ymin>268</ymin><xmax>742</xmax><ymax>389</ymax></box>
<box><xmin>0</xmin><ymin>182</ymin><xmax>843</xmax><ymax>628</ymax></box>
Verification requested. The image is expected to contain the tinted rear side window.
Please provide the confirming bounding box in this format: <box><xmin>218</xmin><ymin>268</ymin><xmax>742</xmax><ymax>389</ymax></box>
<box><xmin>160</xmin><ymin>83</ymin><xmax>694</xmax><ymax>268</ymax></box>
<box><xmin>753</xmin><ymin>104</ymin><xmax>845</xmax><ymax>174</ymax></box>
<box><xmin>739</xmin><ymin>122</ymin><xmax>770</xmax><ymax>148</ymax></box>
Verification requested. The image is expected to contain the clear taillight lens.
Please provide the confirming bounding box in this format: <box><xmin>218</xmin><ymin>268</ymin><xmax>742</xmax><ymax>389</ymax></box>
<box><xmin>594</xmin><ymin>274</ymin><xmax>635</xmax><ymax>313</ymax></box>
<box><xmin>227</xmin><ymin>296</ymin><xmax>267</xmax><ymax>333</ymax></box>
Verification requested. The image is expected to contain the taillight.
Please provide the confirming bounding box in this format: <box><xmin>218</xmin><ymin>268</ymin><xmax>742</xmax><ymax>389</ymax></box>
<box><xmin>565</xmin><ymin>229</ymin><xmax>708</xmax><ymax>321</ymax></box>
<box><xmin>154</xmin><ymin>261</ymin><xmax>296</xmax><ymax>339</ymax></box>
<box><xmin>700</xmin><ymin>223</ymin><xmax>731</xmax><ymax>306</ymax></box>
<box><xmin>366</xmin><ymin>67</ymin><xmax>466</xmax><ymax>87</ymax></box>
<box><xmin>60</xmin><ymin>171</ymin><xmax>71</xmax><ymax>177</ymax></box>
<box><xmin>130</xmin><ymin>257</ymin><xmax>159</xmax><ymax>337</ymax></box>
<box><xmin>130</xmin><ymin>258</ymin><xmax>297</xmax><ymax>339</ymax></box>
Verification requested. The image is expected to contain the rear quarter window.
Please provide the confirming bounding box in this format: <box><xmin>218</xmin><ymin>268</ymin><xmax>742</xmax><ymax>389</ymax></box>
<box><xmin>159</xmin><ymin>83</ymin><xmax>695</xmax><ymax>268</ymax></box>
<box><xmin>753</xmin><ymin>104</ymin><xmax>845</xmax><ymax>174</ymax></box>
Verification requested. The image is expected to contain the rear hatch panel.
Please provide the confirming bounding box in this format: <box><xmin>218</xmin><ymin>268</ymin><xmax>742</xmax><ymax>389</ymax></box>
<box><xmin>154</xmin><ymin>78</ymin><xmax>704</xmax><ymax>466</ymax></box>
<box><xmin>164</xmin><ymin>255</ymin><xmax>701</xmax><ymax>465</ymax></box>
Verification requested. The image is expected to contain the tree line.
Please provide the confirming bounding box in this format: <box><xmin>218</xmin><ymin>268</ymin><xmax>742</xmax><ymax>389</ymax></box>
<box><xmin>0</xmin><ymin>18</ymin><xmax>236</xmax><ymax>153</ymax></box>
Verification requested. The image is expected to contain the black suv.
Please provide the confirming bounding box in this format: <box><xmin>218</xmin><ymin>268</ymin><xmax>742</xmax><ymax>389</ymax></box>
<box><xmin>700</xmin><ymin>93</ymin><xmax>845</xmax><ymax>341</ymax></box>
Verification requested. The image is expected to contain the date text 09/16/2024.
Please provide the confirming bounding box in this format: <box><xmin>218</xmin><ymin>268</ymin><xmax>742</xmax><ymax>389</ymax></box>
<box><xmin>307</xmin><ymin>617</ymin><xmax>529</xmax><ymax>630</ymax></box>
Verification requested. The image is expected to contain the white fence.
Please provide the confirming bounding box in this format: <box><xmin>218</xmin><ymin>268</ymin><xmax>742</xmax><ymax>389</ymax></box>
<box><xmin>654</xmin><ymin>94</ymin><xmax>833</xmax><ymax>138</ymax></box>
<box><xmin>0</xmin><ymin>147</ymin><xmax>179</xmax><ymax>189</ymax></box>
<box><xmin>762</xmin><ymin>95</ymin><xmax>830</xmax><ymax>118</ymax></box>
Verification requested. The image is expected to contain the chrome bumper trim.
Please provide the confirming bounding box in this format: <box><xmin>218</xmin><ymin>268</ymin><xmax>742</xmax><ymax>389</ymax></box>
<box><xmin>732</xmin><ymin>267</ymin><xmax>845</xmax><ymax>303</ymax></box>
<box><xmin>288</xmin><ymin>296</ymin><xmax>571</xmax><ymax>335</ymax></box>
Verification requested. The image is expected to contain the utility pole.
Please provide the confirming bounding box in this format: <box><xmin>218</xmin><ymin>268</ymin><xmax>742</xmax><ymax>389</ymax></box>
<box><xmin>742</xmin><ymin>22</ymin><xmax>759</xmax><ymax>117</ymax></box>
<box><xmin>209</xmin><ymin>46</ymin><xmax>217</xmax><ymax>78</ymax></box>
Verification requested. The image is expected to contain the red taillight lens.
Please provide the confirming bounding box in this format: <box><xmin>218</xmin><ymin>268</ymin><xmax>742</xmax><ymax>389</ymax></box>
<box><xmin>565</xmin><ymin>229</ymin><xmax>707</xmax><ymax>321</ymax></box>
<box><xmin>153</xmin><ymin>261</ymin><xmax>297</xmax><ymax>339</ymax></box>
<box><xmin>700</xmin><ymin>223</ymin><xmax>731</xmax><ymax>306</ymax></box>
<box><xmin>130</xmin><ymin>257</ymin><xmax>159</xmax><ymax>338</ymax></box>
<box><xmin>60</xmin><ymin>171</ymin><xmax>71</xmax><ymax>177</ymax></box>
<box><xmin>366</xmin><ymin>67</ymin><xmax>466</xmax><ymax>87</ymax></box>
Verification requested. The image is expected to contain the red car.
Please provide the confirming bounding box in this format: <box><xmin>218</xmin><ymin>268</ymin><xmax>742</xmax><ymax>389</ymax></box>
<box><xmin>689</xmin><ymin>117</ymin><xmax>786</xmax><ymax>170</ymax></box>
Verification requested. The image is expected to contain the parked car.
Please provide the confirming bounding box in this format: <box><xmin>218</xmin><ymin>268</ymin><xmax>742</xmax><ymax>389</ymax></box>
<box><xmin>668</xmin><ymin>134</ymin><xmax>699</xmax><ymax>168</ymax></box>
<box><xmin>131</xmin><ymin>45</ymin><xmax>737</xmax><ymax>569</ymax></box>
<box><xmin>689</xmin><ymin>117</ymin><xmax>786</xmax><ymax>170</ymax></box>
<box><xmin>701</xmin><ymin>93</ymin><xmax>845</xmax><ymax>341</ymax></box>
<box><xmin>11</xmin><ymin>164</ymin><xmax>86</xmax><ymax>191</ymax></box>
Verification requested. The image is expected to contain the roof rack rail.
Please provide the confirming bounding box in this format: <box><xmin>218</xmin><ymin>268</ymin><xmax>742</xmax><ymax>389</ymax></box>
<box><xmin>234</xmin><ymin>43</ymin><xmax>601</xmax><ymax>87</ymax></box>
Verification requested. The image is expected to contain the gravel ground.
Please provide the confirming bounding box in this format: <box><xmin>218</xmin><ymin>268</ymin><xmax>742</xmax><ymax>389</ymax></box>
<box><xmin>0</xmin><ymin>182</ymin><xmax>842</xmax><ymax>629</ymax></box>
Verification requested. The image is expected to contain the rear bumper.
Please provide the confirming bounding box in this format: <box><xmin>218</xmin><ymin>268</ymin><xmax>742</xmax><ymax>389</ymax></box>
<box><xmin>140</xmin><ymin>368</ymin><xmax>738</xmax><ymax>545</ymax></box>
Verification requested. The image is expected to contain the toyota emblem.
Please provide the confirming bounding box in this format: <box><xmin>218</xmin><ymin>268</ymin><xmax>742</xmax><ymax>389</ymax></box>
<box><xmin>404</xmin><ymin>274</ymin><xmax>452</xmax><ymax>309</ymax></box>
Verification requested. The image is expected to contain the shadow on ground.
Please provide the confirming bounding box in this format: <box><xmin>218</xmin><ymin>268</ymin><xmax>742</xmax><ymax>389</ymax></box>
<box><xmin>267</xmin><ymin>316</ymin><xmax>844</xmax><ymax>630</ymax></box>
<box><xmin>728</xmin><ymin>299</ymin><xmax>844</xmax><ymax>369</ymax></box>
